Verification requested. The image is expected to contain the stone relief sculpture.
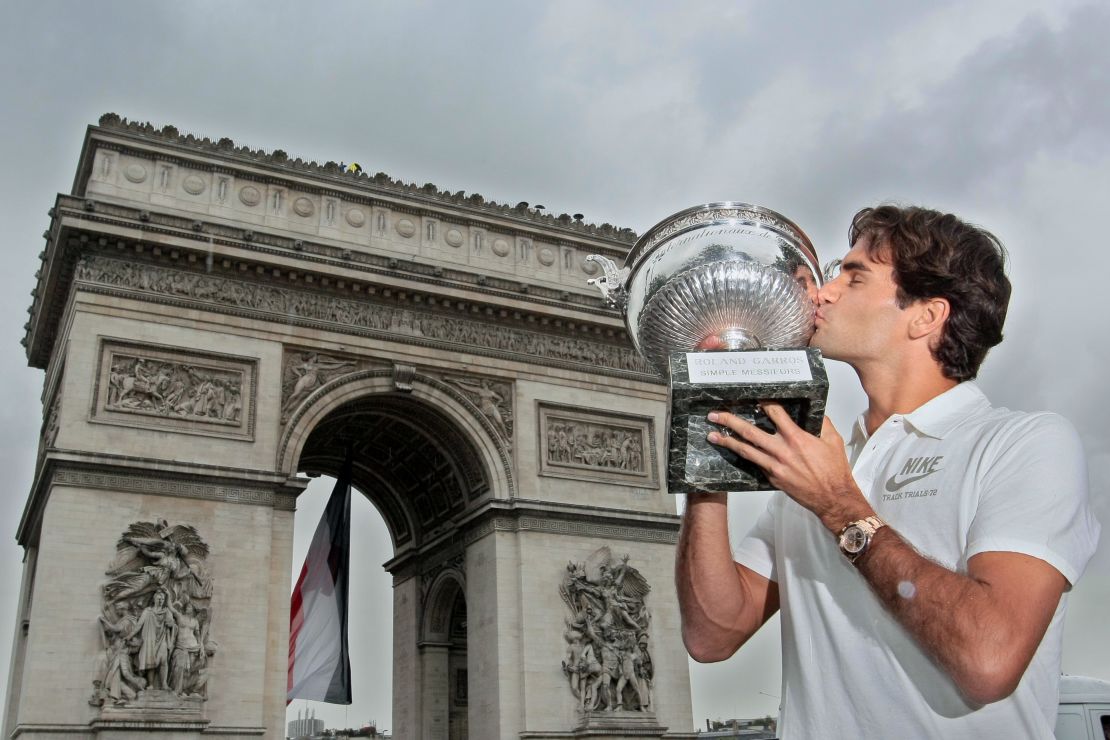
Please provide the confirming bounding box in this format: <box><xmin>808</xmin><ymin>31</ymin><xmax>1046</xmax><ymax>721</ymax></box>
<box><xmin>447</xmin><ymin>376</ymin><xmax>512</xmax><ymax>444</ymax></box>
<box><xmin>90</xmin><ymin>520</ymin><xmax>215</xmax><ymax>708</ymax></box>
<box><xmin>106</xmin><ymin>354</ymin><xmax>243</xmax><ymax>424</ymax></box>
<box><xmin>280</xmin><ymin>351</ymin><xmax>357</xmax><ymax>422</ymax></box>
<box><xmin>546</xmin><ymin>420</ymin><xmax>644</xmax><ymax>472</ymax></box>
<box><xmin>560</xmin><ymin>547</ymin><xmax>653</xmax><ymax>713</ymax></box>
<box><xmin>74</xmin><ymin>257</ymin><xmax>653</xmax><ymax>376</ymax></box>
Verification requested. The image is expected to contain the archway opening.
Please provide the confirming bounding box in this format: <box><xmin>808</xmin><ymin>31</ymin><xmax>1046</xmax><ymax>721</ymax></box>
<box><xmin>286</xmin><ymin>475</ymin><xmax>394</xmax><ymax>736</ymax></box>
<box><xmin>287</xmin><ymin>392</ymin><xmax>489</xmax><ymax>738</ymax></box>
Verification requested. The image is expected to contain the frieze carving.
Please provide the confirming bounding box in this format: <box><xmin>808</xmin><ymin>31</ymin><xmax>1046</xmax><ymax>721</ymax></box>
<box><xmin>74</xmin><ymin>256</ymin><xmax>653</xmax><ymax>377</ymax></box>
<box><xmin>92</xmin><ymin>340</ymin><xmax>256</xmax><ymax>440</ymax></box>
<box><xmin>560</xmin><ymin>547</ymin><xmax>653</xmax><ymax>713</ymax></box>
<box><xmin>90</xmin><ymin>520</ymin><xmax>216</xmax><ymax>709</ymax></box>
<box><xmin>538</xmin><ymin>403</ymin><xmax>658</xmax><ymax>489</ymax></box>
<box><xmin>107</xmin><ymin>356</ymin><xmax>242</xmax><ymax>423</ymax></box>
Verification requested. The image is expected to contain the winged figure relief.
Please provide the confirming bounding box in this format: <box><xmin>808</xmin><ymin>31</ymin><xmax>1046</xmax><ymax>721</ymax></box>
<box><xmin>560</xmin><ymin>547</ymin><xmax>653</xmax><ymax>713</ymax></box>
<box><xmin>104</xmin><ymin>520</ymin><xmax>212</xmax><ymax>605</ymax></box>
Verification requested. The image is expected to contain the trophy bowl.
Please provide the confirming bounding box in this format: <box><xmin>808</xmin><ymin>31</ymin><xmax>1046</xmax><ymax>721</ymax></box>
<box><xmin>587</xmin><ymin>202</ymin><xmax>829</xmax><ymax>493</ymax></box>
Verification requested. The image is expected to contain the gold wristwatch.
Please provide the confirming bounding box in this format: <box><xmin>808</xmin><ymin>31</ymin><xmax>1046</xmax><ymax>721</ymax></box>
<box><xmin>838</xmin><ymin>516</ymin><xmax>886</xmax><ymax>563</ymax></box>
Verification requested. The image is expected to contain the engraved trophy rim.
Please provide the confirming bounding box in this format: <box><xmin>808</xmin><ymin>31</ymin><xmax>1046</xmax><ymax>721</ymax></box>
<box><xmin>624</xmin><ymin>201</ymin><xmax>820</xmax><ymax>274</ymax></box>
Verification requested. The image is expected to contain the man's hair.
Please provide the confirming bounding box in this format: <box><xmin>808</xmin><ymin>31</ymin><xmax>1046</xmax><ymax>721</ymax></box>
<box><xmin>849</xmin><ymin>205</ymin><xmax>1011</xmax><ymax>381</ymax></box>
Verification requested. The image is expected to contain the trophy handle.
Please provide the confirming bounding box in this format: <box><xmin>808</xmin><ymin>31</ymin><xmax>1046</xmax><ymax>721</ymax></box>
<box><xmin>584</xmin><ymin>255</ymin><xmax>631</xmax><ymax>310</ymax></box>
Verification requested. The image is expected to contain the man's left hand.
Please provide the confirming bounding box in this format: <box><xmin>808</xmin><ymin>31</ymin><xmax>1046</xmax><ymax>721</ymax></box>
<box><xmin>707</xmin><ymin>403</ymin><xmax>869</xmax><ymax>530</ymax></box>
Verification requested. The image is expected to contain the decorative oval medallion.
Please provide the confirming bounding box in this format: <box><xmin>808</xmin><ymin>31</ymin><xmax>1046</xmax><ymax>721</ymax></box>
<box><xmin>123</xmin><ymin>163</ymin><xmax>148</xmax><ymax>184</ymax></box>
<box><xmin>538</xmin><ymin>247</ymin><xmax>556</xmax><ymax>266</ymax></box>
<box><xmin>182</xmin><ymin>175</ymin><xmax>206</xmax><ymax>195</ymax></box>
<box><xmin>239</xmin><ymin>185</ymin><xmax>261</xmax><ymax>207</ymax></box>
<box><xmin>492</xmin><ymin>238</ymin><xmax>511</xmax><ymax>257</ymax></box>
<box><xmin>345</xmin><ymin>208</ymin><xmax>366</xmax><ymax>227</ymax></box>
<box><xmin>581</xmin><ymin>258</ymin><xmax>600</xmax><ymax>276</ymax></box>
<box><xmin>396</xmin><ymin>218</ymin><xmax>416</xmax><ymax>238</ymax></box>
<box><xmin>293</xmin><ymin>197</ymin><xmax>315</xmax><ymax>218</ymax></box>
<box><xmin>445</xmin><ymin>228</ymin><xmax>464</xmax><ymax>248</ymax></box>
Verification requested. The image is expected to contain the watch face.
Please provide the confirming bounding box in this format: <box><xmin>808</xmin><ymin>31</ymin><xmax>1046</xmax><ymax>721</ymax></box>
<box><xmin>841</xmin><ymin>525</ymin><xmax>867</xmax><ymax>554</ymax></box>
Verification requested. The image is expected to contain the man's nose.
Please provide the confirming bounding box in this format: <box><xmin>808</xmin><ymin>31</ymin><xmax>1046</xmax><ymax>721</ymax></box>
<box><xmin>817</xmin><ymin>278</ymin><xmax>840</xmax><ymax>305</ymax></box>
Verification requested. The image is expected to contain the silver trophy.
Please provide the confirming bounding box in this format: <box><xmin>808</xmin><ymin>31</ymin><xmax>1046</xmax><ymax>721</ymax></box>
<box><xmin>587</xmin><ymin>202</ymin><xmax>828</xmax><ymax>493</ymax></box>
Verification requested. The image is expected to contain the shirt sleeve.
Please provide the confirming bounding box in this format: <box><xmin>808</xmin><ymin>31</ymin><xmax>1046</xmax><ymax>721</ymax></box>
<box><xmin>731</xmin><ymin>492</ymin><xmax>781</xmax><ymax>582</ymax></box>
<box><xmin>965</xmin><ymin>412</ymin><xmax>1101</xmax><ymax>585</ymax></box>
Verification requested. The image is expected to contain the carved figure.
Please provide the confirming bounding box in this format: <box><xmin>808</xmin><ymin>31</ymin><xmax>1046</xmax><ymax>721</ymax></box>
<box><xmin>281</xmin><ymin>352</ymin><xmax>354</xmax><ymax>420</ymax></box>
<box><xmin>168</xmin><ymin>601</ymin><xmax>202</xmax><ymax>696</ymax></box>
<box><xmin>128</xmin><ymin>589</ymin><xmax>175</xmax><ymax>690</ymax></box>
<box><xmin>90</xmin><ymin>600</ymin><xmax>146</xmax><ymax>705</ymax></box>
<box><xmin>560</xmin><ymin>548</ymin><xmax>653</xmax><ymax>713</ymax></box>
<box><xmin>92</xmin><ymin>521</ymin><xmax>215</xmax><ymax>708</ymax></box>
<box><xmin>450</xmin><ymin>377</ymin><xmax>510</xmax><ymax>440</ymax></box>
<box><xmin>106</xmin><ymin>355</ymin><xmax>244</xmax><ymax>424</ymax></box>
<box><xmin>104</xmin><ymin>521</ymin><xmax>210</xmax><ymax>605</ymax></box>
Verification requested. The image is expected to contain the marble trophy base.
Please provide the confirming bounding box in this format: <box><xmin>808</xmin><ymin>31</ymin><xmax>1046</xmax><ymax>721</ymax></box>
<box><xmin>667</xmin><ymin>347</ymin><xmax>828</xmax><ymax>494</ymax></box>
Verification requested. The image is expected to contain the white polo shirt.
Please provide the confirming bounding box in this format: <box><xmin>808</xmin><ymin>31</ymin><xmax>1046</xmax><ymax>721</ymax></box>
<box><xmin>733</xmin><ymin>382</ymin><xmax>1100</xmax><ymax>740</ymax></box>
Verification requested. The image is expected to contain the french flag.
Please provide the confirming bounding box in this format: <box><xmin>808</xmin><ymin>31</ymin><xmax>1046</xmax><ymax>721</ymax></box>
<box><xmin>287</xmin><ymin>457</ymin><xmax>353</xmax><ymax>705</ymax></box>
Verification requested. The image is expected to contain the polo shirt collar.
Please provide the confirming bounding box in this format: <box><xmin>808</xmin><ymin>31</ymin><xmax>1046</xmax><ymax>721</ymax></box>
<box><xmin>849</xmin><ymin>381</ymin><xmax>991</xmax><ymax>442</ymax></box>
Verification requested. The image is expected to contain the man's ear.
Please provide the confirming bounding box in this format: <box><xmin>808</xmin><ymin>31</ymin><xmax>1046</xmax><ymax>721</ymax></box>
<box><xmin>908</xmin><ymin>297</ymin><xmax>950</xmax><ymax>341</ymax></box>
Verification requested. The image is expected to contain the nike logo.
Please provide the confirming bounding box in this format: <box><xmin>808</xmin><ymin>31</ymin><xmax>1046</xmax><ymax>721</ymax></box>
<box><xmin>884</xmin><ymin>455</ymin><xmax>944</xmax><ymax>492</ymax></box>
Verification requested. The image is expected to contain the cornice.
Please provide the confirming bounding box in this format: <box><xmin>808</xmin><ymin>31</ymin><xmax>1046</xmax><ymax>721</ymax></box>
<box><xmin>18</xmin><ymin>452</ymin><xmax>306</xmax><ymax>547</ymax></box>
<box><xmin>386</xmin><ymin>497</ymin><xmax>679</xmax><ymax>582</ymax></box>
<box><xmin>24</xmin><ymin>196</ymin><xmax>640</xmax><ymax>368</ymax></box>
<box><xmin>88</xmin><ymin>113</ymin><xmax>639</xmax><ymax>245</ymax></box>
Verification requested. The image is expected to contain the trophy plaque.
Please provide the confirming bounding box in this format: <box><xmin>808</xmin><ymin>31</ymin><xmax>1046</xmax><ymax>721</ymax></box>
<box><xmin>587</xmin><ymin>202</ymin><xmax>828</xmax><ymax>494</ymax></box>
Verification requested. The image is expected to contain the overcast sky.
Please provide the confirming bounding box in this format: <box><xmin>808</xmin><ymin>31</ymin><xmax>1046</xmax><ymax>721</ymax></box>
<box><xmin>1</xmin><ymin>0</ymin><xmax>1108</xmax><ymax>732</ymax></box>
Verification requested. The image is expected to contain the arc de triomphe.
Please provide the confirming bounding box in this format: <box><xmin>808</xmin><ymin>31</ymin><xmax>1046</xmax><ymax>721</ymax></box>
<box><xmin>2</xmin><ymin>116</ymin><xmax>696</xmax><ymax>739</ymax></box>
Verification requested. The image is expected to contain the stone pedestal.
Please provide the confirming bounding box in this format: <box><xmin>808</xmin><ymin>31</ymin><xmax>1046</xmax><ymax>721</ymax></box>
<box><xmin>574</xmin><ymin>710</ymin><xmax>666</xmax><ymax>737</ymax></box>
<box><xmin>90</xmin><ymin>689</ymin><xmax>207</xmax><ymax>738</ymax></box>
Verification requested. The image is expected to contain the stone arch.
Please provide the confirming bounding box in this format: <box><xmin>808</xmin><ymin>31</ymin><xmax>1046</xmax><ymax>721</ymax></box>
<box><xmin>419</xmin><ymin>565</ymin><xmax>468</xmax><ymax>739</ymax></box>
<box><xmin>421</xmin><ymin>566</ymin><xmax>466</xmax><ymax>644</ymax></box>
<box><xmin>280</xmin><ymin>369</ymin><xmax>515</xmax><ymax>551</ymax></box>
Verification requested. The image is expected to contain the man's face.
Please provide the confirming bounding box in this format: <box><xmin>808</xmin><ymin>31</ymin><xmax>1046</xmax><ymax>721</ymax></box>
<box><xmin>792</xmin><ymin>263</ymin><xmax>820</xmax><ymax>307</ymax></box>
<box><xmin>810</xmin><ymin>237</ymin><xmax>912</xmax><ymax>366</ymax></box>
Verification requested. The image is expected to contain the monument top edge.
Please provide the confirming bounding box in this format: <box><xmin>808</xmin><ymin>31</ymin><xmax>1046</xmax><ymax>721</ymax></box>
<box><xmin>91</xmin><ymin>113</ymin><xmax>638</xmax><ymax>245</ymax></box>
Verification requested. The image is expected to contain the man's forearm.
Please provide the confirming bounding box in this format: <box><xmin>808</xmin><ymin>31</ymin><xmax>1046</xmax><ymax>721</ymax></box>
<box><xmin>675</xmin><ymin>493</ymin><xmax>772</xmax><ymax>662</ymax></box>
<box><xmin>849</xmin><ymin>526</ymin><xmax>1044</xmax><ymax>705</ymax></box>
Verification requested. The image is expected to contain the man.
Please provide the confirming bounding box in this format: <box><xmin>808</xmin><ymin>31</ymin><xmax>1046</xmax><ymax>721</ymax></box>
<box><xmin>675</xmin><ymin>205</ymin><xmax>1100</xmax><ymax>738</ymax></box>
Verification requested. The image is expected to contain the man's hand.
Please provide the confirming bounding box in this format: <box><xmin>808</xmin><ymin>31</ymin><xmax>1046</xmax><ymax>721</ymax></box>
<box><xmin>706</xmin><ymin>402</ymin><xmax>871</xmax><ymax>531</ymax></box>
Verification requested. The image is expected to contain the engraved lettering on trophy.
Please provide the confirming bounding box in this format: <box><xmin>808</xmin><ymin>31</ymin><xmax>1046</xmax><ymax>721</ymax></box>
<box><xmin>686</xmin><ymin>350</ymin><xmax>812</xmax><ymax>384</ymax></box>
